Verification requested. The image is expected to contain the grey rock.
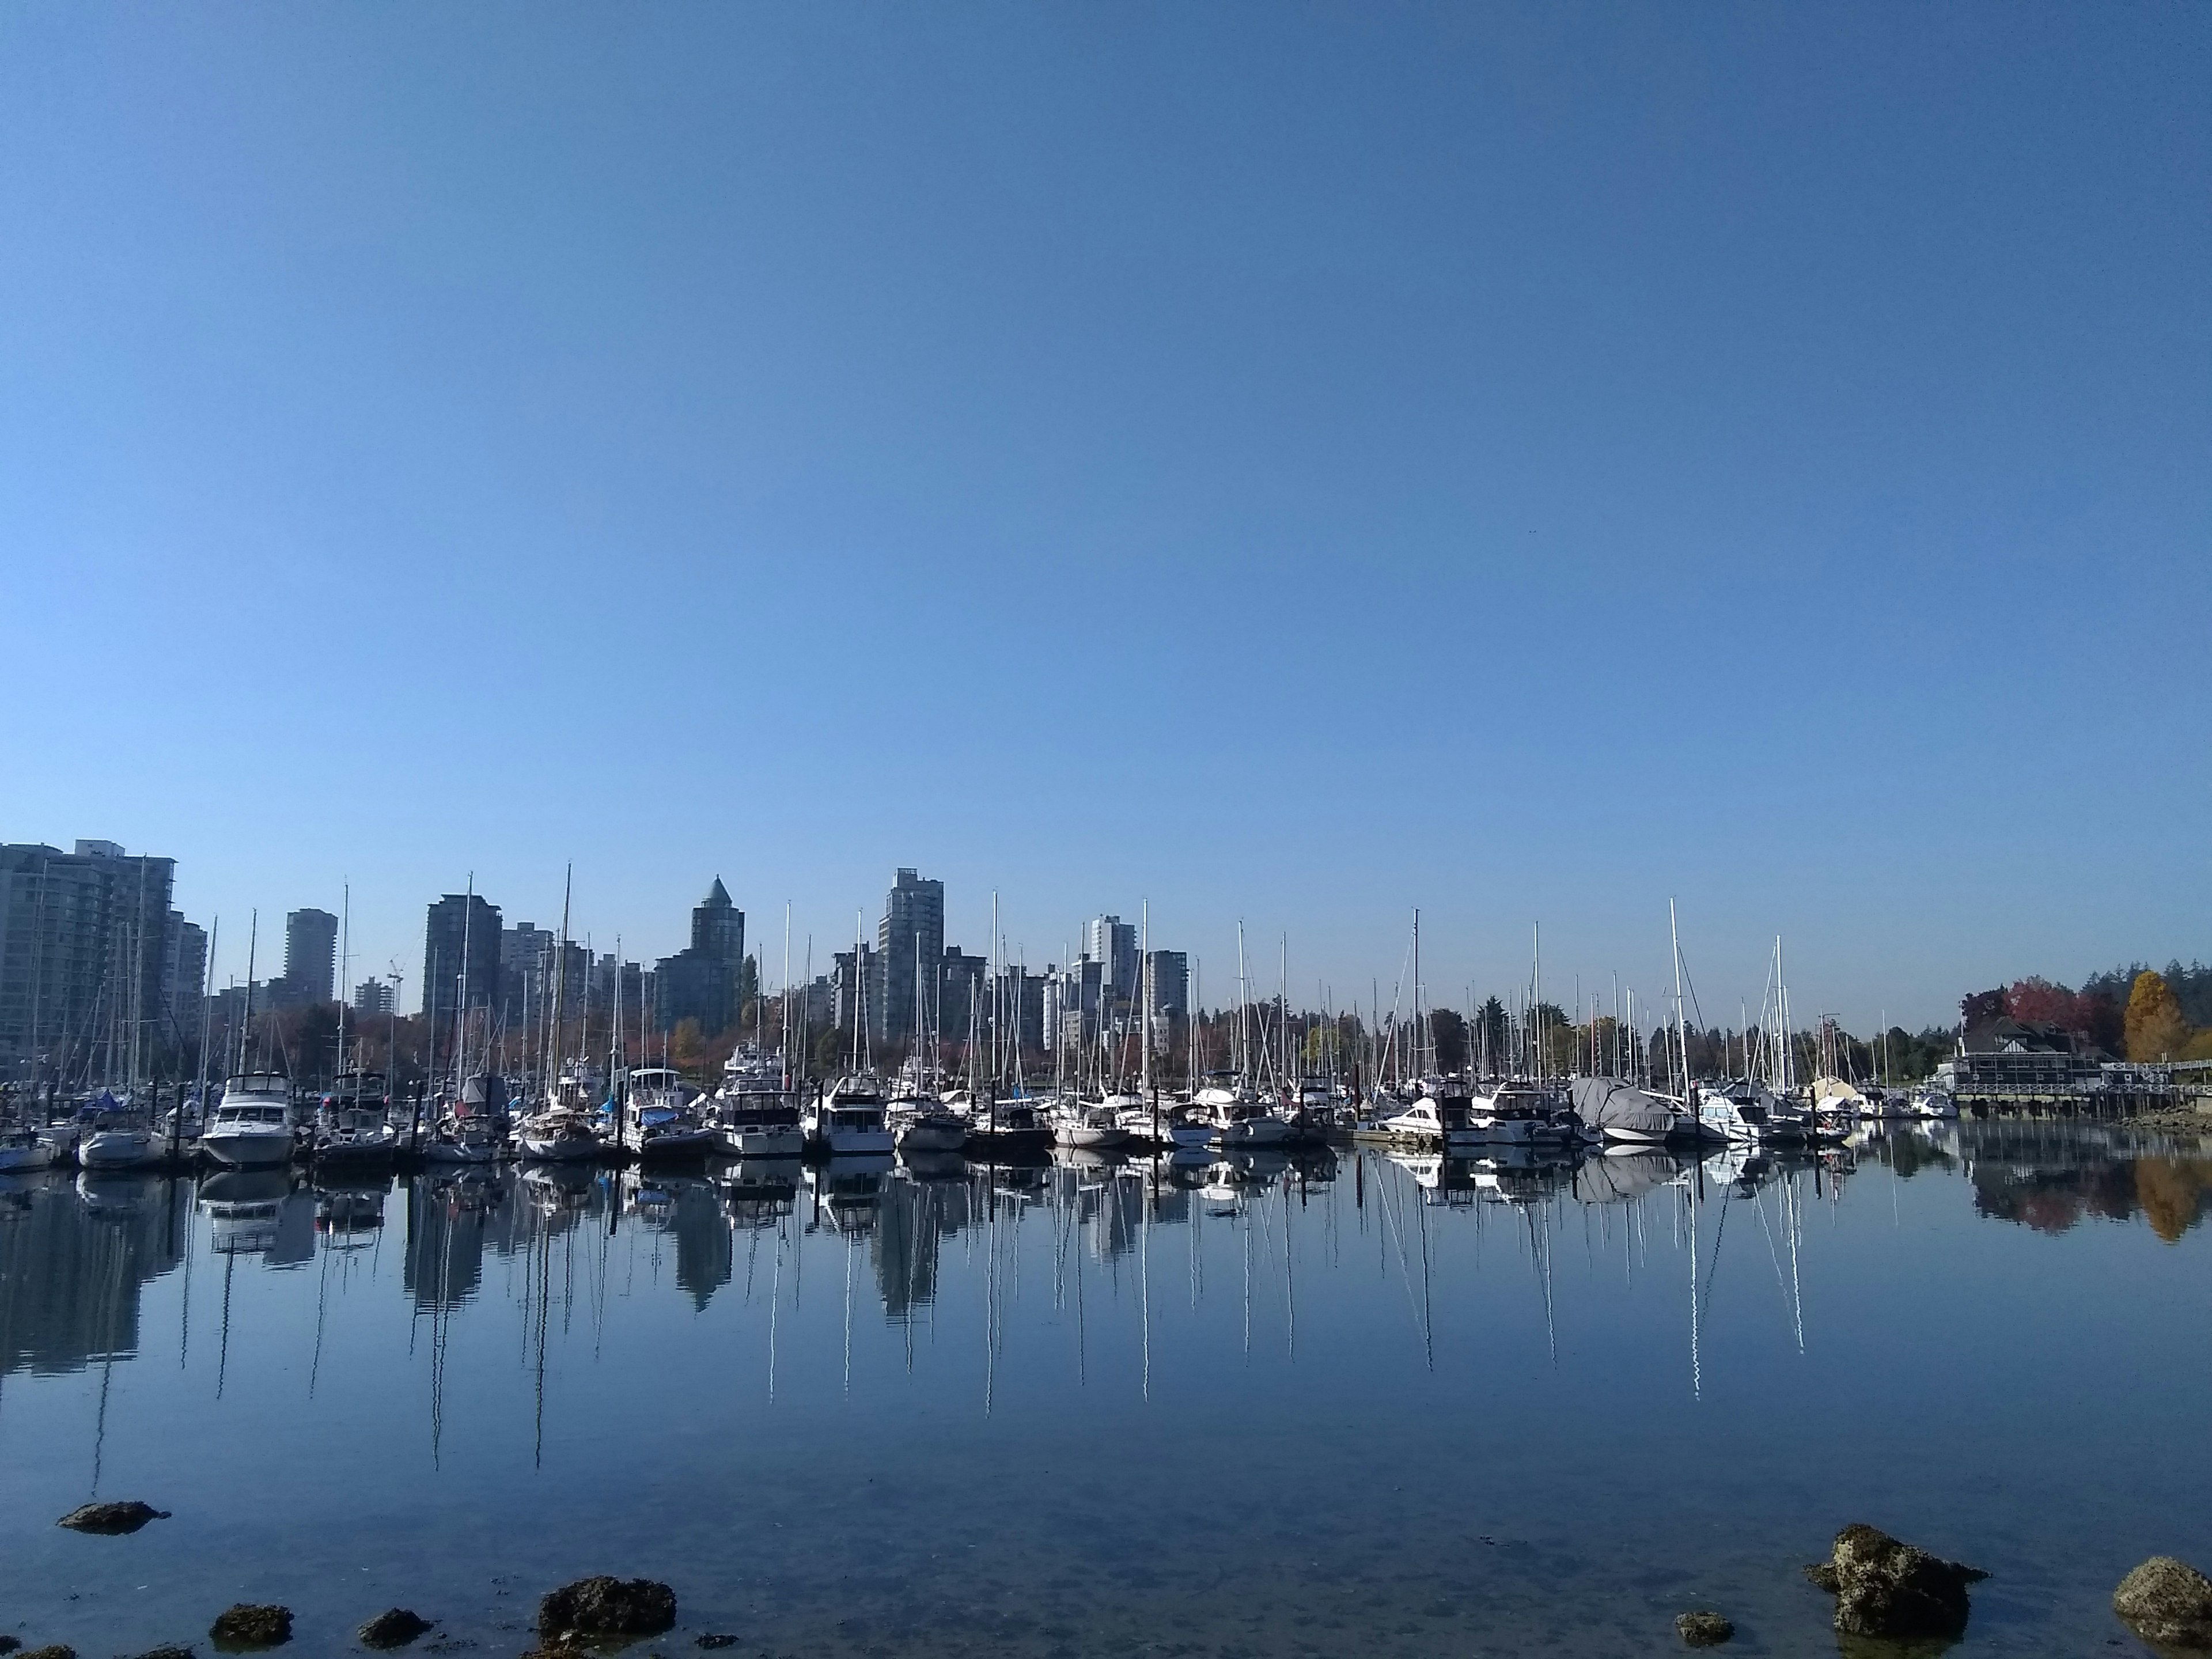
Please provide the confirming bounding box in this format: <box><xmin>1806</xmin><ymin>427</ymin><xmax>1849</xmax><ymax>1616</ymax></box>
<box><xmin>1804</xmin><ymin>1523</ymin><xmax>1986</xmax><ymax>1640</ymax></box>
<box><xmin>55</xmin><ymin>1501</ymin><xmax>169</xmax><ymax>1535</ymax></box>
<box><xmin>537</xmin><ymin>1578</ymin><xmax>676</xmax><ymax>1642</ymax></box>
<box><xmin>2114</xmin><ymin>1556</ymin><xmax>2212</xmax><ymax>1652</ymax></box>
<box><xmin>358</xmin><ymin>1610</ymin><xmax>435</xmax><ymax>1651</ymax></box>
<box><xmin>124</xmin><ymin>1648</ymin><xmax>195</xmax><ymax>1659</ymax></box>
<box><xmin>18</xmin><ymin>1647</ymin><xmax>75</xmax><ymax>1659</ymax></box>
<box><xmin>1676</xmin><ymin>1610</ymin><xmax>1733</xmax><ymax>1646</ymax></box>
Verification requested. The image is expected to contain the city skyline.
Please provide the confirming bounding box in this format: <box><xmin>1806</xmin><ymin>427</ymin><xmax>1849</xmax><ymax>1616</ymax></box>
<box><xmin>6</xmin><ymin>832</ymin><xmax>2199</xmax><ymax>1048</ymax></box>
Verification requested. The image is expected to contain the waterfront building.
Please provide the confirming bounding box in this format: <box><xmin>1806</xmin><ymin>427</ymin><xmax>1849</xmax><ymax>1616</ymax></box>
<box><xmin>353</xmin><ymin>978</ymin><xmax>396</xmax><ymax>1017</ymax></box>
<box><xmin>876</xmin><ymin>869</ymin><xmax>945</xmax><ymax>1044</ymax></box>
<box><xmin>0</xmin><ymin>840</ymin><xmax>177</xmax><ymax>1084</ymax></box>
<box><xmin>1953</xmin><ymin>1015</ymin><xmax>2110</xmax><ymax>1097</ymax></box>
<box><xmin>654</xmin><ymin>878</ymin><xmax>745</xmax><ymax>1033</ymax></box>
<box><xmin>422</xmin><ymin>893</ymin><xmax>503</xmax><ymax>1016</ymax></box>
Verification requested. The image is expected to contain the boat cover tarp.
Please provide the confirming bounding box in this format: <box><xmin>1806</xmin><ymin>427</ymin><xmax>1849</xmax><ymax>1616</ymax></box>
<box><xmin>1569</xmin><ymin>1076</ymin><xmax>1676</xmax><ymax>1135</ymax></box>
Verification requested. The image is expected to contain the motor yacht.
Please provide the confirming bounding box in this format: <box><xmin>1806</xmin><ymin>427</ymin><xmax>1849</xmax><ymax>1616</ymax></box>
<box><xmin>201</xmin><ymin>1073</ymin><xmax>300</xmax><ymax>1169</ymax></box>
<box><xmin>808</xmin><ymin>1074</ymin><xmax>896</xmax><ymax>1156</ymax></box>
<box><xmin>1380</xmin><ymin>1089</ymin><xmax>1486</xmax><ymax>1150</ymax></box>
<box><xmin>314</xmin><ymin>1103</ymin><xmax>397</xmax><ymax>1169</ymax></box>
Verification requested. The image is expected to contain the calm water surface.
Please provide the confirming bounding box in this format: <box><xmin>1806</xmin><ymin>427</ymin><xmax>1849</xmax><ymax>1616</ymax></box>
<box><xmin>2</xmin><ymin>1123</ymin><xmax>2208</xmax><ymax>1658</ymax></box>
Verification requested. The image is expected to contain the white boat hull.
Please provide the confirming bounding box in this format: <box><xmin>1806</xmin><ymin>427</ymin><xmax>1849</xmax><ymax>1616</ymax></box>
<box><xmin>1054</xmin><ymin>1124</ymin><xmax>1130</xmax><ymax>1149</ymax></box>
<box><xmin>0</xmin><ymin>1142</ymin><xmax>55</xmax><ymax>1172</ymax></box>
<box><xmin>725</xmin><ymin>1124</ymin><xmax>805</xmax><ymax>1157</ymax></box>
<box><xmin>201</xmin><ymin>1128</ymin><xmax>296</xmax><ymax>1169</ymax></box>
<box><xmin>79</xmin><ymin>1130</ymin><xmax>162</xmax><ymax>1171</ymax></box>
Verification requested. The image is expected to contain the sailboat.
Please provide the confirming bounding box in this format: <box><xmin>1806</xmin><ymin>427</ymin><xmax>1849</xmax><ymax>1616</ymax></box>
<box><xmin>809</xmin><ymin>911</ymin><xmax>897</xmax><ymax>1156</ymax></box>
<box><xmin>515</xmin><ymin>875</ymin><xmax>603</xmax><ymax>1162</ymax></box>
<box><xmin>890</xmin><ymin>931</ymin><xmax>967</xmax><ymax>1154</ymax></box>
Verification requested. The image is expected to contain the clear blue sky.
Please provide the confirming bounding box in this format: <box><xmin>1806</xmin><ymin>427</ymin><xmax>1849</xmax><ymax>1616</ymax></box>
<box><xmin>3</xmin><ymin>3</ymin><xmax>2206</xmax><ymax>1029</ymax></box>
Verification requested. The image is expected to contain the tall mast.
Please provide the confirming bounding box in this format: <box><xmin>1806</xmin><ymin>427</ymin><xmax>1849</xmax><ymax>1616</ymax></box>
<box><xmin>608</xmin><ymin>933</ymin><xmax>623</xmax><ymax>1092</ymax></box>
<box><xmin>238</xmin><ymin>910</ymin><xmax>258</xmax><ymax>1074</ymax></box>
<box><xmin>1670</xmin><ymin>900</ymin><xmax>1691</xmax><ymax>1101</ymax></box>
<box><xmin>1411</xmin><ymin>909</ymin><xmax>1421</xmax><ymax>1080</ymax></box>
<box><xmin>455</xmin><ymin>873</ymin><xmax>476</xmax><ymax>1091</ymax></box>
<box><xmin>1532</xmin><ymin>921</ymin><xmax>1541</xmax><ymax>1083</ymax></box>
<box><xmin>1140</xmin><ymin>902</ymin><xmax>1152</xmax><ymax>1096</ymax></box>
<box><xmin>336</xmin><ymin>882</ymin><xmax>350</xmax><ymax>1087</ymax></box>
<box><xmin>1235</xmin><ymin>921</ymin><xmax>1249</xmax><ymax>1088</ymax></box>
<box><xmin>547</xmin><ymin>866</ymin><xmax>570</xmax><ymax>1104</ymax></box>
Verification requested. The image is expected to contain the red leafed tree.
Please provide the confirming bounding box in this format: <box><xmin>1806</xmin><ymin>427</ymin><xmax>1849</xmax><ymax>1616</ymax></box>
<box><xmin>2008</xmin><ymin>976</ymin><xmax>2081</xmax><ymax>1030</ymax></box>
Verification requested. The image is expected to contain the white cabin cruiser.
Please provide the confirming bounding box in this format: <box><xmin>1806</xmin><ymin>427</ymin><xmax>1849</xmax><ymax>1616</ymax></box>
<box><xmin>809</xmin><ymin>1075</ymin><xmax>896</xmax><ymax>1156</ymax></box>
<box><xmin>202</xmin><ymin>1074</ymin><xmax>300</xmax><ymax>1168</ymax></box>
<box><xmin>1380</xmin><ymin>1090</ymin><xmax>1486</xmax><ymax>1150</ymax></box>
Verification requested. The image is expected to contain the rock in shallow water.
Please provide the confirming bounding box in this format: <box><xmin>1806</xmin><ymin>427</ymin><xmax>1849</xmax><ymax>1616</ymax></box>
<box><xmin>2114</xmin><ymin>1556</ymin><xmax>2212</xmax><ymax>1651</ymax></box>
<box><xmin>125</xmin><ymin>1647</ymin><xmax>195</xmax><ymax>1659</ymax></box>
<box><xmin>1804</xmin><ymin>1523</ymin><xmax>1986</xmax><ymax>1641</ymax></box>
<box><xmin>18</xmin><ymin>1647</ymin><xmax>76</xmax><ymax>1659</ymax></box>
<box><xmin>538</xmin><ymin>1577</ymin><xmax>676</xmax><ymax>1641</ymax></box>
<box><xmin>359</xmin><ymin>1609</ymin><xmax>435</xmax><ymax>1650</ymax></box>
<box><xmin>55</xmin><ymin>1500</ymin><xmax>169</xmax><ymax>1534</ymax></box>
<box><xmin>209</xmin><ymin>1604</ymin><xmax>291</xmax><ymax>1647</ymax></box>
<box><xmin>1676</xmin><ymin>1610</ymin><xmax>1733</xmax><ymax>1646</ymax></box>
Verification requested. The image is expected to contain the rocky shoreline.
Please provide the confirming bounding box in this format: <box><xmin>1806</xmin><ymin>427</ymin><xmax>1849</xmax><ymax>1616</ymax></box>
<box><xmin>26</xmin><ymin>1517</ymin><xmax>2212</xmax><ymax>1656</ymax></box>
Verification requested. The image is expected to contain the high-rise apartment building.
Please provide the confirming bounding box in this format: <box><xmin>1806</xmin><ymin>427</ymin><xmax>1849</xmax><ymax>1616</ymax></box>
<box><xmin>876</xmin><ymin>869</ymin><xmax>945</xmax><ymax>1044</ymax></box>
<box><xmin>654</xmin><ymin>878</ymin><xmax>745</xmax><ymax>1033</ymax></box>
<box><xmin>278</xmin><ymin>907</ymin><xmax>338</xmax><ymax>1007</ymax></box>
<box><xmin>938</xmin><ymin>946</ymin><xmax>989</xmax><ymax>1049</ymax></box>
<box><xmin>353</xmin><ymin>978</ymin><xmax>396</xmax><ymax>1017</ymax></box>
<box><xmin>422</xmin><ymin>893</ymin><xmax>503</xmax><ymax>1017</ymax></box>
<box><xmin>161</xmin><ymin>912</ymin><xmax>207</xmax><ymax>1046</ymax></box>
<box><xmin>1083</xmin><ymin>915</ymin><xmax>1139</xmax><ymax>1006</ymax></box>
<box><xmin>1145</xmin><ymin>949</ymin><xmax>1189</xmax><ymax>1020</ymax></box>
<box><xmin>0</xmin><ymin>840</ymin><xmax>177</xmax><ymax>1082</ymax></box>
